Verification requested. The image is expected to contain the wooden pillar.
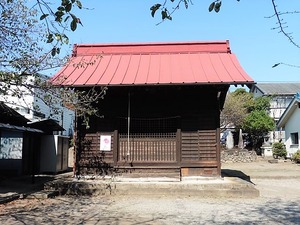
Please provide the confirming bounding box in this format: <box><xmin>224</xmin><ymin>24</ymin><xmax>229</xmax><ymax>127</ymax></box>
<box><xmin>216</xmin><ymin>128</ymin><xmax>221</xmax><ymax>176</ymax></box>
<box><xmin>176</xmin><ymin>129</ymin><xmax>181</xmax><ymax>166</ymax></box>
<box><xmin>113</xmin><ymin>130</ymin><xmax>118</xmax><ymax>166</ymax></box>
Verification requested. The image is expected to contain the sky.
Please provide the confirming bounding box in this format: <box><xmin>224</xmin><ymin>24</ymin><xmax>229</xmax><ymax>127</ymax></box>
<box><xmin>52</xmin><ymin>0</ymin><xmax>300</xmax><ymax>83</ymax></box>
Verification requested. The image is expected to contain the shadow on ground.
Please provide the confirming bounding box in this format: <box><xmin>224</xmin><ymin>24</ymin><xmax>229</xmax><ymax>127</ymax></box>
<box><xmin>0</xmin><ymin>174</ymin><xmax>55</xmax><ymax>195</ymax></box>
<box><xmin>1</xmin><ymin>196</ymin><xmax>299</xmax><ymax>224</ymax></box>
<box><xmin>221</xmin><ymin>169</ymin><xmax>254</xmax><ymax>184</ymax></box>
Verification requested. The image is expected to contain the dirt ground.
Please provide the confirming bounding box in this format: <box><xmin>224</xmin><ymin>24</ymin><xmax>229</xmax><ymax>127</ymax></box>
<box><xmin>222</xmin><ymin>158</ymin><xmax>300</xmax><ymax>199</ymax></box>
<box><xmin>0</xmin><ymin>159</ymin><xmax>300</xmax><ymax>224</ymax></box>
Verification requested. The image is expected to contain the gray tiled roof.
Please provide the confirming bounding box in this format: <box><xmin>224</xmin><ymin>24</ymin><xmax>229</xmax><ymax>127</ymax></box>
<box><xmin>253</xmin><ymin>83</ymin><xmax>300</xmax><ymax>95</ymax></box>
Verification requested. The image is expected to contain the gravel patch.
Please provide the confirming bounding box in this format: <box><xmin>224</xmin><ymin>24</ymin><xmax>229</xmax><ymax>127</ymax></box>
<box><xmin>1</xmin><ymin>161</ymin><xmax>300</xmax><ymax>224</ymax></box>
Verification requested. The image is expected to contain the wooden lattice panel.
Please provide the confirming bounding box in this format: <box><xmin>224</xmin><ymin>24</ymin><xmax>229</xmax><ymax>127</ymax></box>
<box><xmin>119</xmin><ymin>133</ymin><xmax>177</xmax><ymax>162</ymax></box>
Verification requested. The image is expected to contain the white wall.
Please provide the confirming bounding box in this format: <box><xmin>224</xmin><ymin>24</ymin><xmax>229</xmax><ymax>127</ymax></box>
<box><xmin>40</xmin><ymin>135</ymin><xmax>70</xmax><ymax>173</ymax></box>
<box><xmin>269</xmin><ymin>96</ymin><xmax>293</xmax><ymax>122</ymax></box>
<box><xmin>252</xmin><ymin>87</ymin><xmax>263</xmax><ymax>98</ymax></box>
<box><xmin>284</xmin><ymin>107</ymin><xmax>300</xmax><ymax>156</ymax></box>
<box><xmin>0</xmin><ymin>75</ymin><xmax>75</xmax><ymax>137</ymax></box>
<box><xmin>0</xmin><ymin>77</ymin><xmax>35</xmax><ymax>120</ymax></box>
<box><xmin>251</xmin><ymin>87</ymin><xmax>293</xmax><ymax>122</ymax></box>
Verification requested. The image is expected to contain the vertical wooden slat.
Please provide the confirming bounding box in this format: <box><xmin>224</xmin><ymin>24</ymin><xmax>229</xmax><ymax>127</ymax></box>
<box><xmin>216</xmin><ymin>128</ymin><xmax>221</xmax><ymax>175</ymax></box>
<box><xmin>176</xmin><ymin>129</ymin><xmax>181</xmax><ymax>165</ymax></box>
<box><xmin>113</xmin><ymin>130</ymin><xmax>118</xmax><ymax>166</ymax></box>
<box><xmin>118</xmin><ymin>132</ymin><xmax>177</xmax><ymax>163</ymax></box>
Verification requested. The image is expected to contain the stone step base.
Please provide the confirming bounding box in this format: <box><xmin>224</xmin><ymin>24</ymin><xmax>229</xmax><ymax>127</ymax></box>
<box><xmin>26</xmin><ymin>190</ymin><xmax>59</xmax><ymax>199</ymax></box>
<box><xmin>44</xmin><ymin>177</ymin><xmax>259</xmax><ymax>198</ymax></box>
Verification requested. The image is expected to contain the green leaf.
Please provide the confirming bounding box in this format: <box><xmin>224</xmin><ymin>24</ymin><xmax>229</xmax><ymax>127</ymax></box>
<box><xmin>208</xmin><ymin>2</ymin><xmax>215</xmax><ymax>12</ymax></box>
<box><xmin>46</xmin><ymin>34</ymin><xmax>54</xmax><ymax>43</ymax></box>
<box><xmin>70</xmin><ymin>18</ymin><xmax>77</xmax><ymax>31</ymax></box>
<box><xmin>161</xmin><ymin>10</ymin><xmax>167</xmax><ymax>20</ymax></box>
<box><xmin>40</xmin><ymin>14</ymin><xmax>49</xmax><ymax>20</ymax></box>
<box><xmin>57</xmin><ymin>6</ymin><xmax>65</xmax><ymax>11</ymax></box>
<box><xmin>214</xmin><ymin>2</ymin><xmax>222</xmax><ymax>13</ymax></box>
<box><xmin>272</xmin><ymin>63</ymin><xmax>281</xmax><ymax>68</ymax></box>
<box><xmin>61</xmin><ymin>0</ymin><xmax>69</xmax><ymax>6</ymax></box>
<box><xmin>76</xmin><ymin>0</ymin><xmax>82</xmax><ymax>9</ymax></box>
<box><xmin>184</xmin><ymin>0</ymin><xmax>188</xmax><ymax>9</ymax></box>
<box><xmin>150</xmin><ymin>4</ymin><xmax>161</xmax><ymax>17</ymax></box>
<box><xmin>65</xmin><ymin>3</ymin><xmax>72</xmax><ymax>12</ymax></box>
<box><xmin>51</xmin><ymin>47</ymin><xmax>56</xmax><ymax>57</ymax></box>
<box><xmin>70</xmin><ymin>13</ymin><xmax>77</xmax><ymax>20</ymax></box>
<box><xmin>55</xmin><ymin>10</ymin><xmax>64</xmax><ymax>22</ymax></box>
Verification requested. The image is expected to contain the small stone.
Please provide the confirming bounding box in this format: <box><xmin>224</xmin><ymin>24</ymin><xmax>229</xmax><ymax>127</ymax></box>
<box><xmin>268</xmin><ymin>159</ymin><xmax>278</xmax><ymax>164</ymax></box>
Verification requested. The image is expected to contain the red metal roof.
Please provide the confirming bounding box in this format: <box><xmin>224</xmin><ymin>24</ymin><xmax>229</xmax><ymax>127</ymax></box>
<box><xmin>52</xmin><ymin>41</ymin><xmax>254</xmax><ymax>86</ymax></box>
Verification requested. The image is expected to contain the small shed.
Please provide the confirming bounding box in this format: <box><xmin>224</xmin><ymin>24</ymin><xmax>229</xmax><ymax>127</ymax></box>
<box><xmin>29</xmin><ymin>119</ymin><xmax>70</xmax><ymax>174</ymax></box>
<box><xmin>0</xmin><ymin>102</ymin><xmax>68</xmax><ymax>175</ymax></box>
<box><xmin>0</xmin><ymin>102</ymin><xmax>43</xmax><ymax>175</ymax></box>
<box><xmin>52</xmin><ymin>41</ymin><xmax>254</xmax><ymax>179</ymax></box>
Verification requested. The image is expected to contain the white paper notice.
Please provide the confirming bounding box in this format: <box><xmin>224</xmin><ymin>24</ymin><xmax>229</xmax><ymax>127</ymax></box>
<box><xmin>100</xmin><ymin>135</ymin><xmax>111</xmax><ymax>151</ymax></box>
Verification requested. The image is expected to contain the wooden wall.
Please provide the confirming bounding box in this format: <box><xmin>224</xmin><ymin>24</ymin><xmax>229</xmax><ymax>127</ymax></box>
<box><xmin>75</xmin><ymin>84</ymin><xmax>228</xmax><ymax>177</ymax></box>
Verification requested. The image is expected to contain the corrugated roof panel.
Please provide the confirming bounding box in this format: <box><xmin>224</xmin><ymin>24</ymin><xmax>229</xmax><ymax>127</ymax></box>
<box><xmin>211</xmin><ymin>54</ymin><xmax>233</xmax><ymax>82</ymax></box>
<box><xmin>52</xmin><ymin>41</ymin><xmax>254</xmax><ymax>86</ymax></box>
<box><xmin>134</xmin><ymin>55</ymin><xmax>150</xmax><ymax>84</ymax></box>
<box><xmin>98</xmin><ymin>55</ymin><xmax>121</xmax><ymax>84</ymax></box>
<box><xmin>169</xmin><ymin>54</ymin><xmax>183</xmax><ymax>83</ymax></box>
<box><xmin>187</xmin><ymin>54</ymin><xmax>204</xmax><ymax>83</ymax></box>
<box><xmin>110</xmin><ymin>54</ymin><xmax>131</xmax><ymax>84</ymax></box>
<box><xmin>197</xmin><ymin>54</ymin><xmax>219</xmax><ymax>82</ymax></box>
<box><xmin>85</xmin><ymin>54</ymin><xmax>111</xmax><ymax>85</ymax></box>
<box><xmin>176</xmin><ymin>54</ymin><xmax>196</xmax><ymax>83</ymax></box>
<box><xmin>54</xmin><ymin>56</ymin><xmax>84</xmax><ymax>85</ymax></box>
<box><xmin>147</xmin><ymin>54</ymin><xmax>161</xmax><ymax>84</ymax></box>
<box><xmin>217</xmin><ymin>54</ymin><xmax>237</xmax><ymax>82</ymax></box>
<box><xmin>229</xmin><ymin>54</ymin><xmax>251</xmax><ymax>82</ymax></box>
<box><xmin>121</xmin><ymin>54</ymin><xmax>140</xmax><ymax>84</ymax></box>
<box><xmin>72</xmin><ymin>55</ymin><xmax>96</xmax><ymax>85</ymax></box>
<box><xmin>208</xmin><ymin>54</ymin><xmax>228</xmax><ymax>82</ymax></box>
<box><xmin>159</xmin><ymin>54</ymin><xmax>172</xmax><ymax>84</ymax></box>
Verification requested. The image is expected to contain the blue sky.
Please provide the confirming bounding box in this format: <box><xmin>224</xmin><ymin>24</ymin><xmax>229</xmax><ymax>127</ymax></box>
<box><xmin>57</xmin><ymin>0</ymin><xmax>300</xmax><ymax>83</ymax></box>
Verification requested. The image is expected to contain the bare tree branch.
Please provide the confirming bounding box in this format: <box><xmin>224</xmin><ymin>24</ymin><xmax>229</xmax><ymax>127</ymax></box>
<box><xmin>271</xmin><ymin>0</ymin><xmax>300</xmax><ymax>48</ymax></box>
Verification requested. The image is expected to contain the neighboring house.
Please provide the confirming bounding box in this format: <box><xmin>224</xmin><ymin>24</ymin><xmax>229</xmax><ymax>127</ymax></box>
<box><xmin>250</xmin><ymin>83</ymin><xmax>300</xmax><ymax>142</ymax></box>
<box><xmin>277</xmin><ymin>93</ymin><xmax>300</xmax><ymax>157</ymax></box>
<box><xmin>0</xmin><ymin>74</ymin><xmax>74</xmax><ymax>137</ymax></box>
<box><xmin>52</xmin><ymin>40</ymin><xmax>254</xmax><ymax>179</ymax></box>
<box><xmin>0</xmin><ymin>101</ymin><xmax>43</xmax><ymax>175</ymax></box>
<box><xmin>0</xmin><ymin>101</ymin><xmax>70</xmax><ymax>175</ymax></box>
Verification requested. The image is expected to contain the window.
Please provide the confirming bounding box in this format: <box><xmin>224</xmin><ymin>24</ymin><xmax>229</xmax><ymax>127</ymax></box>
<box><xmin>291</xmin><ymin>132</ymin><xmax>299</xmax><ymax>145</ymax></box>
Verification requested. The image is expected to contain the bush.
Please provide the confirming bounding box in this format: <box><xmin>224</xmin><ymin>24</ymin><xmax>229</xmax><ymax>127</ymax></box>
<box><xmin>292</xmin><ymin>150</ymin><xmax>300</xmax><ymax>163</ymax></box>
<box><xmin>272</xmin><ymin>142</ymin><xmax>287</xmax><ymax>159</ymax></box>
